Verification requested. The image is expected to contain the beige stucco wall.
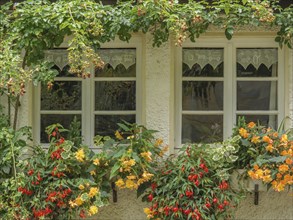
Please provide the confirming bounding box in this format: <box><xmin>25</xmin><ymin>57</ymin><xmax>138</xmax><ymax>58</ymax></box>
<box><xmin>1</xmin><ymin>32</ymin><xmax>292</xmax><ymax>219</ymax></box>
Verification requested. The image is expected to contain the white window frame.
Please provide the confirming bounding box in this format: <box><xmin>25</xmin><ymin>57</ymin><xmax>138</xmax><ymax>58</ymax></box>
<box><xmin>33</xmin><ymin>36</ymin><xmax>143</xmax><ymax>147</ymax></box>
<box><xmin>175</xmin><ymin>36</ymin><xmax>285</xmax><ymax>147</ymax></box>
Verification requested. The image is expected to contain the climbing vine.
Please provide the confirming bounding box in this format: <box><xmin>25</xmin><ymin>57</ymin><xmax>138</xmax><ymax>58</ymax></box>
<box><xmin>0</xmin><ymin>0</ymin><xmax>292</xmax><ymax>127</ymax></box>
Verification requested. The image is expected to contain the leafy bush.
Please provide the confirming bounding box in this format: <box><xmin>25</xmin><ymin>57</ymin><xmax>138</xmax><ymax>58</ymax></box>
<box><xmin>143</xmin><ymin>144</ymin><xmax>243</xmax><ymax>220</ymax></box>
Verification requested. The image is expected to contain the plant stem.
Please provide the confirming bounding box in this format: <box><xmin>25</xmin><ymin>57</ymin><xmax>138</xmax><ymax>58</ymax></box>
<box><xmin>13</xmin><ymin>94</ymin><xmax>20</xmax><ymax>130</ymax></box>
<box><xmin>11</xmin><ymin>142</ymin><xmax>17</xmax><ymax>180</ymax></box>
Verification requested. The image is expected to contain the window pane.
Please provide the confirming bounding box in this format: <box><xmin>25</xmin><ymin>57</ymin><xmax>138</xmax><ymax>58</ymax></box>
<box><xmin>95</xmin><ymin>81</ymin><xmax>136</xmax><ymax>111</ymax></box>
<box><xmin>183</xmin><ymin>48</ymin><xmax>224</xmax><ymax>77</ymax></box>
<box><xmin>237</xmin><ymin>48</ymin><xmax>278</xmax><ymax>77</ymax></box>
<box><xmin>237</xmin><ymin>115</ymin><xmax>277</xmax><ymax>129</ymax></box>
<box><xmin>41</xmin><ymin>81</ymin><xmax>82</xmax><ymax>110</ymax></box>
<box><xmin>54</xmin><ymin>65</ymin><xmax>77</xmax><ymax>77</ymax></box>
<box><xmin>95</xmin><ymin>115</ymin><xmax>135</xmax><ymax>137</ymax></box>
<box><xmin>40</xmin><ymin>114</ymin><xmax>81</xmax><ymax>143</ymax></box>
<box><xmin>182</xmin><ymin>81</ymin><xmax>223</xmax><ymax>110</ymax></box>
<box><xmin>95</xmin><ymin>49</ymin><xmax>136</xmax><ymax>77</ymax></box>
<box><xmin>182</xmin><ymin>115</ymin><xmax>223</xmax><ymax>143</ymax></box>
<box><xmin>237</xmin><ymin>81</ymin><xmax>277</xmax><ymax>110</ymax></box>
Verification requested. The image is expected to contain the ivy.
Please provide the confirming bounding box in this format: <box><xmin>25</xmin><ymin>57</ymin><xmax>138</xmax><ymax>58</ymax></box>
<box><xmin>0</xmin><ymin>0</ymin><xmax>292</xmax><ymax>103</ymax></box>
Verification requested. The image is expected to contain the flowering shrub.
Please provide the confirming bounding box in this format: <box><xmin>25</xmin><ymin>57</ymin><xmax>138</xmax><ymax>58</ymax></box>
<box><xmin>100</xmin><ymin>122</ymin><xmax>168</xmax><ymax>191</ymax></box>
<box><xmin>233</xmin><ymin>118</ymin><xmax>293</xmax><ymax>191</ymax></box>
<box><xmin>143</xmin><ymin>144</ymin><xmax>243</xmax><ymax>220</ymax></box>
<box><xmin>0</xmin><ymin>124</ymin><xmax>108</xmax><ymax>219</ymax></box>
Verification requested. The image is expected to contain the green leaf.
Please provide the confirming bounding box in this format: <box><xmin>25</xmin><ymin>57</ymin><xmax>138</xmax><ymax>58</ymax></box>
<box><xmin>110</xmin><ymin>162</ymin><xmax>120</xmax><ymax>179</ymax></box>
<box><xmin>61</xmin><ymin>151</ymin><xmax>70</xmax><ymax>159</ymax></box>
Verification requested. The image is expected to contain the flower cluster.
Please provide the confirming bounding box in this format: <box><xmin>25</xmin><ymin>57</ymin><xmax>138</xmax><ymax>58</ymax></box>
<box><xmin>234</xmin><ymin>118</ymin><xmax>293</xmax><ymax>191</ymax></box>
<box><xmin>143</xmin><ymin>144</ymin><xmax>242</xmax><ymax>220</ymax></box>
<box><xmin>4</xmin><ymin>124</ymin><xmax>109</xmax><ymax>220</ymax></box>
<box><xmin>104</xmin><ymin>123</ymin><xmax>168</xmax><ymax>191</ymax></box>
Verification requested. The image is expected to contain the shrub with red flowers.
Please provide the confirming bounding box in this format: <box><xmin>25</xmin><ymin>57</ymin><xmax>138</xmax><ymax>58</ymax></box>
<box><xmin>0</xmin><ymin>124</ymin><xmax>109</xmax><ymax>220</ymax></box>
<box><xmin>143</xmin><ymin>144</ymin><xmax>243</xmax><ymax>220</ymax></box>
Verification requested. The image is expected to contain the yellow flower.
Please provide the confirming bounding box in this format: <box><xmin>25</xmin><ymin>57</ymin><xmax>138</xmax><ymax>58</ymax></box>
<box><xmin>127</xmin><ymin>159</ymin><xmax>136</xmax><ymax>166</ymax></box>
<box><xmin>127</xmin><ymin>175</ymin><xmax>137</xmax><ymax>180</ymax></box>
<box><xmin>155</xmin><ymin>138</ymin><xmax>163</xmax><ymax>147</ymax></box>
<box><xmin>251</xmin><ymin>136</ymin><xmax>260</xmax><ymax>144</ymax></box>
<box><xmin>142</xmin><ymin>171</ymin><xmax>154</xmax><ymax>181</ymax></box>
<box><xmin>115</xmin><ymin>130</ymin><xmax>123</xmax><ymax>140</ymax></box>
<box><xmin>69</xmin><ymin>200</ymin><xmax>77</xmax><ymax>208</ymax></box>
<box><xmin>266</xmin><ymin>144</ymin><xmax>274</xmax><ymax>152</ymax></box>
<box><xmin>75</xmin><ymin>149</ymin><xmax>85</xmax><ymax>162</ymax></box>
<box><xmin>262</xmin><ymin>175</ymin><xmax>272</xmax><ymax>183</ymax></box>
<box><xmin>127</xmin><ymin>135</ymin><xmax>135</xmax><ymax>140</ymax></box>
<box><xmin>279</xmin><ymin>164</ymin><xmax>289</xmax><ymax>173</ymax></box>
<box><xmin>239</xmin><ymin>128</ymin><xmax>249</xmax><ymax>138</ymax></box>
<box><xmin>93</xmin><ymin>158</ymin><xmax>100</xmax><ymax>166</ymax></box>
<box><xmin>75</xmin><ymin>197</ymin><xmax>83</xmax><ymax>206</ymax></box>
<box><xmin>90</xmin><ymin>170</ymin><xmax>96</xmax><ymax>176</ymax></box>
<box><xmin>141</xmin><ymin>151</ymin><xmax>152</xmax><ymax>162</ymax></box>
<box><xmin>280</xmin><ymin>134</ymin><xmax>288</xmax><ymax>143</ymax></box>
<box><xmin>247</xmin><ymin>122</ymin><xmax>256</xmax><ymax>128</ymax></box>
<box><xmin>89</xmin><ymin>206</ymin><xmax>98</xmax><ymax>216</ymax></box>
<box><xmin>125</xmin><ymin>179</ymin><xmax>138</xmax><ymax>190</ymax></box>
<box><xmin>144</xmin><ymin>208</ymin><xmax>154</xmax><ymax>219</ymax></box>
<box><xmin>115</xmin><ymin>179</ymin><xmax>125</xmax><ymax>188</ymax></box>
<box><xmin>89</xmin><ymin>187</ymin><xmax>99</xmax><ymax>198</ymax></box>
<box><xmin>79</xmin><ymin>184</ymin><xmax>85</xmax><ymax>190</ymax></box>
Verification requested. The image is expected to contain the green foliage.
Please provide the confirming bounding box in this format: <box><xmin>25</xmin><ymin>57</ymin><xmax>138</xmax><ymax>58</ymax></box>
<box><xmin>143</xmin><ymin>144</ymin><xmax>244</xmax><ymax>220</ymax></box>
<box><xmin>0</xmin><ymin>0</ymin><xmax>292</xmax><ymax>98</ymax></box>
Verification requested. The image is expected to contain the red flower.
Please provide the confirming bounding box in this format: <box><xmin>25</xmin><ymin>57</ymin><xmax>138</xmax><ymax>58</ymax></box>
<box><xmin>79</xmin><ymin>210</ymin><xmax>86</xmax><ymax>219</ymax></box>
<box><xmin>213</xmin><ymin>198</ymin><xmax>218</xmax><ymax>203</ymax></box>
<box><xmin>147</xmin><ymin>193</ymin><xmax>153</xmax><ymax>202</ymax></box>
<box><xmin>173</xmin><ymin>207</ymin><xmax>179</xmax><ymax>212</ymax></box>
<box><xmin>151</xmin><ymin>182</ymin><xmax>157</xmax><ymax>191</ymax></box>
<box><xmin>185</xmin><ymin>190</ymin><xmax>193</xmax><ymax>198</ymax></box>
<box><xmin>205</xmin><ymin>203</ymin><xmax>211</xmax><ymax>209</ymax></box>
<box><xmin>219</xmin><ymin>181</ymin><xmax>229</xmax><ymax>190</ymax></box>
<box><xmin>27</xmin><ymin>169</ymin><xmax>34</xmax><ymax>176</ymax></box>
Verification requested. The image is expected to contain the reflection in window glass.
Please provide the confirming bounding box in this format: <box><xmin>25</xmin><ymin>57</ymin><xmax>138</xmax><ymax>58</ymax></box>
<box><xmin>237</xmin><ymin>81</ymin><xmax>277</xmax><ymax>111</ymax></box>
<box><xmin>182</xmin><ymin>115</ymin><xmax>223</xmax><ymax>143</ymax></box>
<box><xmin>41</xmin><ymin>81</ymin><xmax>82</xmax><ymax>110</ymax></box>
<box><xmin>95</xmin><ymin>115</ymin><xmax>135</xmax><ymax>137</ymax></box>
<box><xmin>182</xmin><ymin>81</ymin><xmax>223</xmax><ymax>111</ymax></box>
<box><xmin>95</xmin><ymin>81</ymin><xmax>136</xmax><ymax>111</ymax></box>
<box><xmin>183</xmin><ymin>63</ymin><xmax>224</xmax><ymax>77</ymax></box>
<box><xmin>95</xmin><ymin>63</ymin><xmax>136</xmax><ymax>77</ymax></box>
<box><xmin>237</xmin><ymin>115</ymin><xmax>277</xmax><ymax>129</ymax></box>
<box><xmin>41</xmin><ymin>114</ymin><xmax>81</xmax><ymax>143</ymax></box>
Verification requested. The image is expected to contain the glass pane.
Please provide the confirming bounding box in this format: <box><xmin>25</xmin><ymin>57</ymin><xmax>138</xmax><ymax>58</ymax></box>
<box><xmin>41</xmin><ymin>81</ymin><xmax>82</xmax><ymax>110</ymax></box>
<box><xmin>95</xmin><ymin>115</ymin><xmax>135</xmax><ymax>137</ymax></box>
<box><xmin>183</xmin><ymin>48</ymin><xmax>224</xmax><ymax>77</ymax></box>
<box><xmin>237</xmin><ymin>63</ymin><xmax>278</xmax><ymax>77</ymax></box>
<box><xmin>237</xmin><ymin>81</ymin><xmax>277</xmax><ymax>110</ymax></box>
<box><xmin>182</xmin><ymin>81</ymin><xmax>223</xmax><ymax>110</ymax></box>
<box><xmin>40</xmin><ymin>114</ymin><xmax>81</xmax><ymax>143</ymax></box>
<box><xmin>95</xmin><ymin>81</ymin><xmax>136</xmax><ymax>111</ymax></box>
<box><xmin>95</xmin><ymin>49</ymin><xmax>136</xmax><ymax>77</ymax></box>
<box><xmin>237</xmin><ymin>115</ymin><xmax>277</xmax><ymax>129</ymax></box>
<box><xmin>183</xmin><ymin>63</ymin><xmax>224</xmax><ymax>77</ymax></box>
<box><xmin>95</xmin><ymin>63</ymin><xmax>136</xmax><ymax>77</ymax></box>
<box><xmin>237</xmin><ymin>48</ymin><xmax>278</xmax><ymax>77</ymax></box>
<box><xmin>53</xmin><ymin>65</ymin><xmax>77</xmax><ymax>77</ymax></box>
<box><xmin>182</xmin><ymin>115</ymin><xmax>223</xmax><ymax>143</ymax></box>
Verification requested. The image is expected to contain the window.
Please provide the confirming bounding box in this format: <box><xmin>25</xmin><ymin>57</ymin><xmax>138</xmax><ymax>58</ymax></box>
<box><xmin>176</xmin><ymin>37</ymin><xmax>285</xmax><ymax>145</ymax></box>
<box><xmin>34</xmin><ymin>40</ymin><xmax>142</xmax><ymax>146</ymax></box>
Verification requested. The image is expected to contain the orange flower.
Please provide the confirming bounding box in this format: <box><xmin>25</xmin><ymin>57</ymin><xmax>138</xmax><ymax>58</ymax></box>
<box><xmin>278</xmin><ymin>164</ymin><xmax>289</xmax><ymax>173</ymax></box>
<box><xmin>285</xmin><ymin>158</ymin><xmax>293</xmax><ymax>165</ymax></box>
<box><xmin>253</xmin><ymin>164</ymin><xmax>259</xmax><ymax>170</ymax></box>
<box><xmin>251</xmin><ymin>136</ymin><xmax>260</xmax><ymax>144</ymax></box>
<box><xmin>276</xmin><ymin>173</ymin><xmax>283</xmax><ymax>179</ymax></box>
<box><xmin>263</xmin><ymin>135</ymin><xmax>273</xmax><ymax>144</ymax></box>
<box><xmin>272</xmin><ymin>132</ymin><xmax>279</xmax><ymax>138</ymax></box>
<box><xmin>247</xmin><ymin>122</ymin><xmax>256</xmax><ymax>128</ymax></box>
<box><xmin>239</xmin><ymin>128</ymin><xmax>249</xmax><ymax>138</ymax></box>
